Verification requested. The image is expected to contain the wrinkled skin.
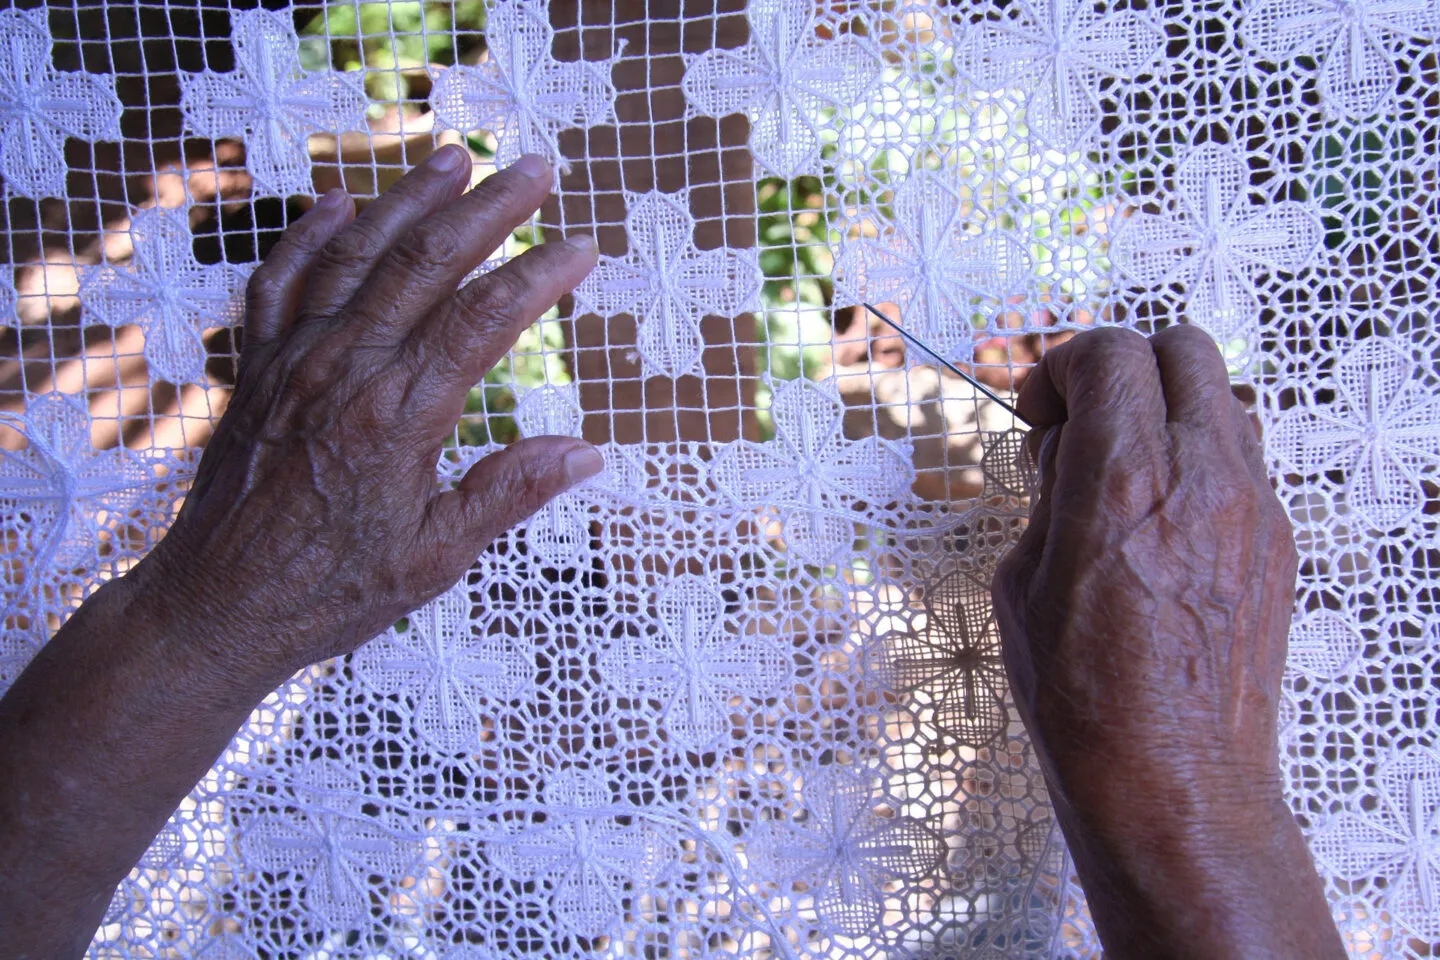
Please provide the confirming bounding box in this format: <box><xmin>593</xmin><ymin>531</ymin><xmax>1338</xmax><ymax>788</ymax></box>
<box><xmin>139</xmin><ymin>146</ymin><xmax>603</xmax><ymax>684</ymax></box>
<box><xmin>992</xmin><ymin>326</ymin><xmax>1345</xmax><ymax>959</ymax></box>
<box><xmin>0</xmin><ymin>149</ymin><xmax>605</xmax><ymax>956</ymax></box>
<box><xmin>0</xmin><ymin>152</ymin><xmax>1347</xmax><ymax>957</ymax></box>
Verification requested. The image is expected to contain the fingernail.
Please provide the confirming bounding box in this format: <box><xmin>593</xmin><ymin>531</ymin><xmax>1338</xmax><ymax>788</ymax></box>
<box><xmin>563</xmin><ymin>445</ymin><xmax>605</xmax><ymax>485</ymax></box>
<box><xmin>316</xmin><ymin>188</ymin><xmax>348</xmax><ymax>212</ymax></box>
<box><xmin>566</xmin><ymin>233</ymin><xmax>596</xmax><ymax>253</ymax></box>
<box><xmin>428</xmin><ymin>144</ymin><xmax>469</xmax><ymax>172</ymax></box>
<box><xmin>509</xmin><ymin>153</ymin><xmax>551</xmax><ymax>180</ymax></box>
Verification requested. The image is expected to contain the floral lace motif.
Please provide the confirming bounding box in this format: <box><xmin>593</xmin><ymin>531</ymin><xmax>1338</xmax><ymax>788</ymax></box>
<box><xmin>0</xmin><ymin>393</ymin><xmax>156</xmax><ymax>574</ymax></box>
<box><xmin>865</xmin><ymin>567</ymin><xmax>1010</xmax><ymax>746</ymax></box>
<box><xmin>0</xmin><ymin>8</ymin><xmax>122</xmax><ymax>199</ymax></box>
<box><xmin>234</xmin><ymin>762</ymin><xmax>425</xmax><ymax>932</ymax></box>
<box><xmin>599</xmin><ymin>574</ymin><xmax>790</xmax><ymax>752</ymax></box>
<box><xmin>351</xmin><ymin>579</ymin><xmax>532</xmax><ymax>754</ymax></box>
<box><xmin>429</xmin><ymin>0</ymin><xmax>618</xmax><ymax>172</ymax></box>
<box><xmin>1312</xmin><ymin>747</ymin><xmax>1440</xmax><ymax>940</ymax></box>
<box><xmin>956</xmin><ymin>0</ymin><xmax>1165</xmax><ymax>146</ymax></box>
<box><xmin>1241</xmin><ymin>0</ymin><xmax>1436</xmax><ymax>116</ymax></box>
<box><xmin>575</xmin><ymin>191</ymin><xmax>762</xmax><ymax>379</ymax></box>
<box><xmin>487</xmin><ymin>770</ymin><xmax>675</xmax><ymax>938</ymax></box>
<box><xmin>79</xmin><ymin>208</ymin><xmax>250</xmax><ymax>385</ymax></box>
<box><xmin>746</xmin><ymin>766</ymin><xmax>945</xmax><ymax>937</ymax></box>
<box><xmin>833</xmin><ymin>167</ymin><xmax>1028</xmax><ymax>364</ymax></box>
<box><xmin>682</xmin><ymin>0</ymin><xmax>882</xmax><ymax>178</ymax></box>
<box><xmin>1271</xmin><ymin>339</ymin><xmax>1440</xmax><ymax>531</ymax></box>
<box><xmin>712</xmin><ymin>377</ymin><xmax>914</xmax><ymax>566</ymax></box>
<box><xmin>179</xmin><ymin>9</ymin><xmax>369</xmax><ymax>196</ymax></box>
<box><xmin>1110</xmin><ymin>144</ymin><xmax>1324</xmax><ymax>346</ymax></box>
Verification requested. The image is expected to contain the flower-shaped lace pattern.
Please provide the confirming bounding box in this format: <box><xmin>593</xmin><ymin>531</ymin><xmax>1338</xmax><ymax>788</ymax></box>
<box><xmin>956</xmin><ymin>0</ymin><xmax>1165</xmax><ymax>146</ymax></box>
<box><xmin>180</xmin><ymin>9</ymin><xmax>368</xmax><ymax>196</ymax></box>
<box><xmin>351</xmin><ymin>579</ymin><xmax>532</xmax><ymax>754</ymax></box>
<box><xmin>575</xmin><ymin>191</ymin><xmax>762</xmax><ymax>379</ymax></box>
<box><xmin>0</xmin><ymin>8</ymin><xmax>122</xmax><ymax>199</ymax></box>
<box><xmin>1109</xmin><ymin>144</ymin><xmax>1323</xmax><ymax>344</ymax></box>
<box><xmin>79</xmin><ymin>207</ymin><xmax>250</xmax><ymax>385</ymax></box>
<box><xmin>833</xmin><ymin>168</ymin><xmax>1028</xmax><ymax>365</ymax></box>
<box><xmin>236</xmin><ymin>762</ymin><xmax>424</xmax><ymax>932</ymax></box>
<box><xmin>712</xmin><ymin>377</ymin><xmax>913</xmax><ymax>567</ymax></box>
<box><xmin>1271</xmin><ymin>339</ymin><xmax>1440</xmax><ymax>530</ymax></box>
<box><xmin>866</xmin><ymin>567</ymin><xmax>1010</xmax><ymax>747</ymax></box>
<box><xmin>1311</xmin><ymin>746</ymin><xmax>1440</xmax><ymax>940</ymax></box>
<box><xmin>746</xmin><ymin>766</ymin><xmax>944</xmax><ymax>937</ymax></box>
<box><xmin>682</xmin><ymin>0</ymin><xmax>882</xmax><ymax>178</ymax></box>
<box><xmin>429</xmin><ymin>0</ymin><xmax>618</xmax><ymax>171</ymax></box>
<box><xmin>487</xmin><ymin>770</ymin><xmax>675</xmax><ymax>938</ymax></box>
<box><xmin>599</xmin><ymin>574</ymin><xmax>790</xmax><ymax>752</ymax></box>
<box><xmin>0</xmin><ymin>394</ymin><xmax>155</xmax><ymax>575</ymax></box>
<box><xmin>1241</xmin><ymin>0</ymin><xmax>1436</xmax><ymax>116</ymax></box>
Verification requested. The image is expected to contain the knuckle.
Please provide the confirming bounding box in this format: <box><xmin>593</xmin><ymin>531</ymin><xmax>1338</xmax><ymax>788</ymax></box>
<box><xmin>389</xmin><ymin>222</ymin><xmax>464</xmax><ymax>276</ymax></box>
<box><xmin>1077</xmin><ymin>325</ymin><xmax>1152</xmax><ymax>362</ymax></box>
<box><xmin>1151</xmin><ymin>322</ymin><xmax>1215</xmax><ymax>352</ymax></box>
<box><xmin>991</xmin><ymin>556</ymin><xmax>1022</xmax><ymax>601</ymax></box>
<box><xmin>317</xmin><ymin>220</ymin><xmax>388</xmax><ymax>271</ymax></box>
<box><xmin>244</xmin><ymin>267</ymin><xmax>286</xmax><ymax>311</ymax></box>
<box><xmin>476</xmin><ymin>170</ymin><xmax>529</xmax><ymax>212</ymax></box>
<box><xmin>286</xmin><ymin>355</ymin><xmax>333</xmax><ymax>400</ymax></box>
<box><xmin>454</xmin><ymin>272</ymin><xmax>525</xmax><ymax>334</ymax></box>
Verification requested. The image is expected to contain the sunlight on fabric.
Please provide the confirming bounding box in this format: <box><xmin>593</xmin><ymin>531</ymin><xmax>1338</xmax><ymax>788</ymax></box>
<box><xmin>0</xmin><ymin>0</ymin><xmax>1436</xmax><ymax>956</ymax></box>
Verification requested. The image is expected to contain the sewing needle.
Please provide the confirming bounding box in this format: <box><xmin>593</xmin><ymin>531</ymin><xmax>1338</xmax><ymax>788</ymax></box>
<box><xmin>858</xmin><ymin>302</ymin><xmax>1030</xmax><ymax>426</ymax></box>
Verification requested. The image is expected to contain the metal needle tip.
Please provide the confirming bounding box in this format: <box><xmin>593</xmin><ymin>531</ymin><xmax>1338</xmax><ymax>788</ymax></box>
<box><xmin>858</xmin><ymin>302</ymin><xmax>1030</xmax><ymax>426</ymax></box>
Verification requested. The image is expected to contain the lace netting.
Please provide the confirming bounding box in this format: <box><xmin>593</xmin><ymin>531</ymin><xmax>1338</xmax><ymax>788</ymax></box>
<box><xmin>0</xmin><ymin>0</ymin><xmax>1436</xmax><ymax>956</ymax></box>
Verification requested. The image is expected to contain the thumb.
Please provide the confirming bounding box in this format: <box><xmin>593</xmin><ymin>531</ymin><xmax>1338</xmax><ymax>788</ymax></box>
<box><xmin>992</xmin><ymin>424</ymin><xmax>1061</xmax><ymax>714</ymax></box>
<box><xmin>425</xmin><ymin>437</ymin><xmax>605</xmax><ymax>559</ymax></box>
<box><xmin>997</xmin><ymin>424</ymin><xmax>1061</xmax><ymax>594</ymax></box>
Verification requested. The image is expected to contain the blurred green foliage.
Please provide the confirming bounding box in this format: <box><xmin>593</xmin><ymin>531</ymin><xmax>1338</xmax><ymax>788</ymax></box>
<box><xmin>755</xmin><ymin>175</ymin><xmax>835</xmax><ymax>438</ymax></box>
<box><xmin>297</xmin><ymin>1</ymin><xmax>487</xmax><ymax>103</ymax></box>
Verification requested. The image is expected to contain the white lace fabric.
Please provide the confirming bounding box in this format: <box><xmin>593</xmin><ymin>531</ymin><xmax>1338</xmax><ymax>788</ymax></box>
<box><xmin>0</xmin><ymin>1</ymin><xmax>1436</xmax><ymax>957</ymax></box>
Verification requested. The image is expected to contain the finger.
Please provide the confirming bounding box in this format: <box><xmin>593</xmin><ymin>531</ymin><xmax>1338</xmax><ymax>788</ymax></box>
<box><xmin>424</xmin><ymin>234</ymin><xmax>599</xmax><ymax>389</ymax></box>
<box><xmin>1015</xmin><ymin>327</ymin><xmax>1167</xmax><ymax>435</ymax></box>
<box><xmin>346</xmin><ymin>153</ymin><xmax>556</xmax><ymax>342</ymax></box>
<box><xmin>1032</xmin><ymin>424</ymin><xmax>1062</xmax><ymax>499</ymax></box>
<box><xmin>243</xmin><ymin>189</ymin><xmax>354</xmax><ymax>345</ymax></box>
<box><xmin>425</xmin><ymin>438</ymin><xmax>605</xmax><ymax>561</ymax></box>
<box><xmin>993</xmin><ymin>422</ymin><xmax>1060</xmax><ymax>642</ymax></box>
<box><xmin>991</xmin><ymin>453</ymin><xmax>1054</xmax><ymax>705</ymax></box>
<box><xmin>300</xmin><ymin>144</ymin><xmax>475</xmax><ymax>320</ymax></box>
<box><xmin>1233</xmin><ymin>395</ymin><xmax>1273</xmax><ymax>491</ymax></box>
<box><xmin>1000</xmin><ymin>425</ymin><xmax>1060</xmax><ymax>584</ymax></box>
<box><xmin>1150</xmin><ymin>324</ymin><xmax>1234</xmax><ymax>430</ymax></box>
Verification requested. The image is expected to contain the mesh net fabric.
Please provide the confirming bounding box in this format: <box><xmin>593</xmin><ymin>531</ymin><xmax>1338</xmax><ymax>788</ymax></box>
<box><xmin>0</xmin><ymin>0</ymin><xmax>1436</xmax><ymax>956</ymax></box>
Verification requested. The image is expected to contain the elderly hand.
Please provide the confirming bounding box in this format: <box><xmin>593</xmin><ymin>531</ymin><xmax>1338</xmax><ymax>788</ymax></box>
<box><xmin>136</xmin><ymin>146</ymin><xmax>602</xmax><ymax>689</ymax></box>
<box><xmin>991</xmin><ymin>326</ymin><xmax>1343</xmax><ymax>959</ymax></box>
<box><xmin>0</xmin><ymin>148</ymin><xmax>614</xmax><ymax>955</ymax></box>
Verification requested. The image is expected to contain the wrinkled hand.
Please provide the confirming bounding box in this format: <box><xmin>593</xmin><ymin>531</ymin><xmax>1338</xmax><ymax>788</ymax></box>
<box><xmin>991</xmin><ymin>327</ymin><xmax>1340</xmax><ymax>958</ymax></box>
<box><xmin>136</xmin><ymin>148</ymin><xmax>602</xmax><ymax>688</ymax></box>
<box><xmin>994</xmin><ymin>325</ymin><xmax>1292</xmax><ymax>811</ymax></box>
